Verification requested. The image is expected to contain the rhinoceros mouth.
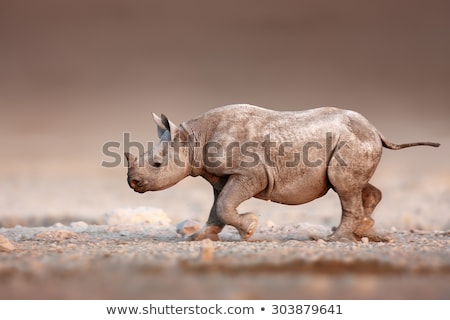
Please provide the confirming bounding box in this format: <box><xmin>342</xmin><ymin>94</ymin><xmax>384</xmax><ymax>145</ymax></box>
<box><xmin>127</xmin><ymin>176</ymin><xmax>147</xmax><ymax>189</ymax></box>
<box><xmin>128</xmin><ymin>181</ymin><xmax>149</xmax><ymax>193</ymax></box>
<box><xmin>131</xmin><ymin>185</ymin><xmax>148</xmax><ymax>193</ymax></box>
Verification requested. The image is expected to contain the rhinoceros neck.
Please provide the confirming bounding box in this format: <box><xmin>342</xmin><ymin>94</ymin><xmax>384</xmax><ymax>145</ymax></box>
<box><xmin>181</xmin><ymin>105</ymin><xmax>272</xmax><ymax>177</ymax></box>
<box><xmin>180</xmin><ymin>120</ymin><xmax>204</xmax><ymax>177</ymax></box>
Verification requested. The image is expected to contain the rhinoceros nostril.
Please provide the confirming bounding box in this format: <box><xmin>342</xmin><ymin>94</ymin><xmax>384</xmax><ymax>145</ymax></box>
<box><xmin>130</xmin><ymin>178</ymin><xmax>141</xmax><ymax>188</ymax></box>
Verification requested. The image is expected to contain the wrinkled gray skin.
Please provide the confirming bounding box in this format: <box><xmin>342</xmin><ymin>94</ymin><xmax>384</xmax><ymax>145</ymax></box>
<box><xmin>125</xmin><ymin>104</ymin><xmax>440</xmax><ymax>242</ymax></box>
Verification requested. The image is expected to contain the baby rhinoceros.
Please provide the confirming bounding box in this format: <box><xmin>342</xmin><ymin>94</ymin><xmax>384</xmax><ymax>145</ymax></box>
<box><xmin>125</xmin><ymin>104</ymin><xmax>440</xmax><ymax>242</ymax></box>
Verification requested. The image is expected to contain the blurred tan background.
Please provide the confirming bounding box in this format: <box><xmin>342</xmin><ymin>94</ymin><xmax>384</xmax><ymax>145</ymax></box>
<box><xmin>0</xmin><ymin>0</ymin><xmax>449</xmax><ymax>228</ymax></box>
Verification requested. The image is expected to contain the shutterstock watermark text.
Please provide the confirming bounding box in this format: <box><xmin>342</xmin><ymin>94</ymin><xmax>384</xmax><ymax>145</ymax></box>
<box><xmin>101</xmin><ymin>132</ymin><xmax>347</xmax><ymax>168</ymax></box>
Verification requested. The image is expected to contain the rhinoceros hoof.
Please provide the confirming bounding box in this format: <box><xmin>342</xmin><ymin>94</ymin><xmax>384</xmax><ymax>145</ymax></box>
<box><xmin>326</xmin><ymin>230</ymin><xmax>359</xmax><ymax>242</ymax></box>
<box><xmin>237</xmin><ymin>213</ymin><xmax>258</xmax><ymax>240</ymax></box>
<box><xmin>354</xmin><ymin>231</ymin><xmax>391</xmax><ymax>243</ymax></box>
<box><xmin>354</xmin><ymin>217</ymin><xmax>375</xmax><ymax>235</ymax></box>
<box><xmin>188</xmin><ymin>225</ymin><xmax>222</xmax><ymax>241</ymax></box>
<box><xmin>326</xmin><ymin>230</ymin><xmax>391</xmax><ymax>243</ymax></box>
<box><xmin>189</xmin><ymin>232</ymin><xmax>220</xmax><ymax>241</ymax></box>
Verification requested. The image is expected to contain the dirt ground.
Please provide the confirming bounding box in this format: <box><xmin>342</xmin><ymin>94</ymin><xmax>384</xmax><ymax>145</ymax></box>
<box><xmin>1</xmin><ymin>0</ymin><xmax>449</xmax><ymax>300</ymax></box>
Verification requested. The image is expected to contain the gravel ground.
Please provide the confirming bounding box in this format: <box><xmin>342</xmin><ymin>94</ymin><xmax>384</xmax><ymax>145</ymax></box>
<box><xmin>1</xmin><ymin>156</ymin><xmax>448</xmax><ymax>300</ymax></box>
<box><xmin>1</xmin><ymin>220</ymin><xmax>448</xmax><ymax>299</ymax></box>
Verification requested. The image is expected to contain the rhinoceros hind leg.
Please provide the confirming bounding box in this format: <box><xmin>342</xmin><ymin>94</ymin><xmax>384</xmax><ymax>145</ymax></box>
<box><xmin>354</xmin><ymin>184</ymin><xmax>390</xmax><ymax>242</ymax></box>
<box><xmin>328</xmin><ymin>183</ymin><xmax>389</xmax><ymax>242</ymax></box>
<box><xmin>327</xmin><ymin>187</ymin><xmax>365</xmax><ymax>242</ymax></box>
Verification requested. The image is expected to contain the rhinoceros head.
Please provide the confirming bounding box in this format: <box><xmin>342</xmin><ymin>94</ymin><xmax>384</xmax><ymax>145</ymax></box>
<box><xmin>125</xmin><ymin>113</ymin><xmax>192</xmax><ymax>193</ymax></box>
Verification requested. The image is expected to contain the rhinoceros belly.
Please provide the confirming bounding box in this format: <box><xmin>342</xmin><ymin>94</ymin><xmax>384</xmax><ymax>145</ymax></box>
<box><xmin>254</xmin><ymin>165</ymin><xmax>330</xmax><ymax>205</ymax></box>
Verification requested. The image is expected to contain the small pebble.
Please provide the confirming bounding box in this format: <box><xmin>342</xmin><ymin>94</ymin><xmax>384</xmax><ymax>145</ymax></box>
<box><xmin>0</xmin><ymin>235</ymin><xmax>15</xmax><ymax>252</ymax></box>
<box><xmin>200</xmin><ymin>239</ymin><xmax>215</xmax><ymax>262</ymax></box>
<box><xmin>176</xmin><ymin>219</ymin><xmax>203</xmax><ymax>236</ymax></box>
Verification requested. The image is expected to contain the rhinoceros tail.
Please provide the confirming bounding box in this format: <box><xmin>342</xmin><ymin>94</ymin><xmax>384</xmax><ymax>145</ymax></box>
<box><xmin>378</xmin><ymin>131</ymin><xmax>440</xmax><ymax>150</ymax></box>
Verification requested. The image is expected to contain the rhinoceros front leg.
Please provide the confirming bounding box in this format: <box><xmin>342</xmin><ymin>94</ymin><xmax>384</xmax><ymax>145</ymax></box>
<box><xmin>189</xmin><ymin>188</ymin><xmax>225</xmax><ymax>241</ymax></box>
<box><xmin>214</xmin><ymin>174</ymin><xmax>263</xmax><ymax>240</ymax></box>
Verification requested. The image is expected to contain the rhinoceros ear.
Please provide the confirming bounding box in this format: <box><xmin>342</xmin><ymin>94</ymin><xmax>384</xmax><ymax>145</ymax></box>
<box><xmin>152</xmin><ymin>113</ymin><xmax>169</xmax><ymax>139</ymax></box>
<box><xmin>161</xmin><ymin>114</ymin><xmax>183</xmax><ymax>141</ymax></box>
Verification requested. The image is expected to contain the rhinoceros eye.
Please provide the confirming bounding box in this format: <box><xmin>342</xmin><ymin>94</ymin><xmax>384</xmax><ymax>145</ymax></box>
<box><xmin>152</xmin><ymin>161</ymin><xmax>161</xmax><ymax>168</ymax></box>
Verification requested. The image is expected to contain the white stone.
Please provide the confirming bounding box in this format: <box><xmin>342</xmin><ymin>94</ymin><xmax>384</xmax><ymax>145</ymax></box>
<box><xmin>70</xmin><ymin>221</ymin><xmax>89</xmax><ymax>232</ymax></box>
<box><xmin>105</xmin><ymin>207</ymin><xmax>171</xmax><ymax>226</ymax></box>
<box><xmin>266</xmin><ymin>220</ymin><xmax>276</xmax><ymax>228</ymax></box>
<box><xmin>176</xmin><ymin>219</ymin><xmax>203</xmax><ymax>236</ymax></box>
